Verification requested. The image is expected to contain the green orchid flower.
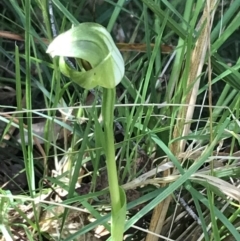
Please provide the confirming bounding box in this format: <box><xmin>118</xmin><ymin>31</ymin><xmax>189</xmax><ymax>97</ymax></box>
<box><xmin>46</xmin><ymin>22</ymin><xmax>125</xmax><ymax>89</ymax></box>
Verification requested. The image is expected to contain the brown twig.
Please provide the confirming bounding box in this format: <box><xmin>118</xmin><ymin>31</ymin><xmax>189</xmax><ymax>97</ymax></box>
<box><xmin>0</xmin><ymin>30</ymin><xmax>174</xmax><ymax>53</ymax></box>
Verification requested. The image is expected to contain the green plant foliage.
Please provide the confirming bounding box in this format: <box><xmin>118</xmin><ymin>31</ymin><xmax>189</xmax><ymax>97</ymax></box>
<box><xmin>46</xmin><ymin>21</ymin><xmax>126</xmax><ymax>241</ymax></box>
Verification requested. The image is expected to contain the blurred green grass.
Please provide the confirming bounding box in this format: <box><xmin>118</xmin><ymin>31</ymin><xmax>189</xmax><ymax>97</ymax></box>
<box><xmin>0</xmin><ymin>0</ymin><xmax>240</xmax><ymax>240</ymax></box>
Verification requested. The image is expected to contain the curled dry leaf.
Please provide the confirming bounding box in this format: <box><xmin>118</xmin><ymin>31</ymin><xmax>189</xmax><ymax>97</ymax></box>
<box><xmin>191</xmin><ymin>173</ymin><xmax>240</xmax><ymax>202</ymax></box>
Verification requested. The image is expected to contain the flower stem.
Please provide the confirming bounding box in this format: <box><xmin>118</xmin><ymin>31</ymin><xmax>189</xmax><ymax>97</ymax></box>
<box><xmin>102</xmin><ymin>88</ymin><xmax>121</xmax><ymax>212</ymax></box>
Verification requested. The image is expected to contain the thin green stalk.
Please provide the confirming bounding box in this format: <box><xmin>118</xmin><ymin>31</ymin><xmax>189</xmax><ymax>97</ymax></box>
<box><xmin>154</xmin><ymin>0</ymin><xmax>161</xmax><ymax>75</ymax></box>
<box><xmin>211</xmin><ymin>0</ymin><xmax>240</xmax><ymax>43</ymax></box>
<box><xmin>107</xmin><ymin>0</ymin><xmax>126</xmax><ymax>32</ymax></box>
<box><xmin>25</xmin><ymin>0</ymin><xmax>35</xmax><ymax>194</ymax></box>
<box><xmin>102</xmin><ymin>88</ymin><xmax>121</xmax><ymax>212</ymax></box>
<box><xmin>165</xmin><ymin>0</ymin><xmax>195</xmax><ymax>102</ymax></box>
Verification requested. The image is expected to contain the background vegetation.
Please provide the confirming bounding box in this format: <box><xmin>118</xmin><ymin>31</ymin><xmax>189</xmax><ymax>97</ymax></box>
<box><xmin>1</xmin><ymin>0</ymin><xmax>240</xmax><ymax>240</ymax></box>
